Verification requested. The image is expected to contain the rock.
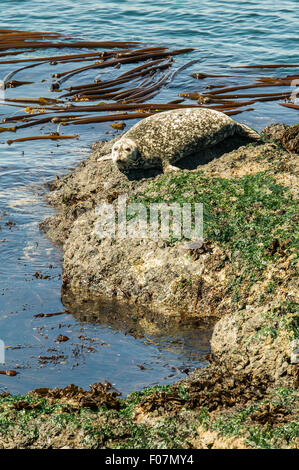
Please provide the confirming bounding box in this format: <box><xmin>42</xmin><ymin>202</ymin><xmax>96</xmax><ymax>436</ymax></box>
<box><xmin>281</xmin><ymin>124</ymin><xmax>299</xmax><ymax>153</ymax></box>
<box><xmin>262</xmin><ymin>123</ymin><xmax>287</xmax><ymax>141</ymax></box>
<box><xmin>290</xmin><ymin>339</ymin><xmax>299</xmax><ymax>364</ymax></box>
<box><xmin>262</xmin><ymin>123</ymin><xmax>299</xmax><ymax>153</ymax></box>
<box><xmin>40</xmin><ymin>135</ymin><xmax>298</xmax><ymax>388</ymax></box>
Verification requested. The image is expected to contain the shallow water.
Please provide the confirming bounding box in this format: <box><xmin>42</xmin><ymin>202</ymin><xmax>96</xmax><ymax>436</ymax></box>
<box><xmin>0</xmin><ymin>1</ymin><xmax>298</xmax><ymax>395</ymax></box>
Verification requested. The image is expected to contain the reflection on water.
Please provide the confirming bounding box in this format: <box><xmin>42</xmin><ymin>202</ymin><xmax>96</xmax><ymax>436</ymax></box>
<box><xmin>0</xmin><ymin>287</ymin><xmax>212</xmax><ymax>396</ymax></box>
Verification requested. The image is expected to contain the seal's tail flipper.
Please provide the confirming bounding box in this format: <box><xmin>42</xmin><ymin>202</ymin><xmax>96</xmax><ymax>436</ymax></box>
<box><xmin>163</xmin><ymin>163</ymin><xmax>181</xmax><ymax>173</ymax></box>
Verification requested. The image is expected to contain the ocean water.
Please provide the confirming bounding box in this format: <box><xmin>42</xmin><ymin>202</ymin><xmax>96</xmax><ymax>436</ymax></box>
<box><xmin>0</xmin><ymin>1</ymin><xmax>298</xmax><ymax>395</ymax></box>
<box><xmin>1</xmin><ymin>0</ymin><xmax>298</xmax><ymax>58</ymax></box>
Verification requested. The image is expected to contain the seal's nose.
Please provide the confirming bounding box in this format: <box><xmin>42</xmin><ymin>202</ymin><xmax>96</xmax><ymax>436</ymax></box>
<box><xmin>115</xmin><ymin>152</ymin><xmax>127</xmax><ymax>162</ymax></box>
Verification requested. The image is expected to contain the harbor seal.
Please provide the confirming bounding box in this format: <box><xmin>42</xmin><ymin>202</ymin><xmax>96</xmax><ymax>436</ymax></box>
<box><xmin>97</xmin><ymin>108</ymin><xmax>260</xmax><ymax>172</ymax></box>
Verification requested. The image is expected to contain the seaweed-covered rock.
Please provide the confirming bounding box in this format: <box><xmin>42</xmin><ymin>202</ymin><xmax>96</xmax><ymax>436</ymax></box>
<box><xmin>281</xmin><ymin>124</ymin><xmax>299</xmax><ymax>153</ymax></box>
<box><xmin>40</xmin><ymin>131</ymin><xmax>298</xmax><ymax>388</ymax></box>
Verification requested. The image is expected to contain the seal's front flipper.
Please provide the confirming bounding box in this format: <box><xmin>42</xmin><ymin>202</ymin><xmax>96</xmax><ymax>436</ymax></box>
<box><xmin>97</xmin><ymin>154</ymin><xmax>112</xmax><ymax>162</ymax></box>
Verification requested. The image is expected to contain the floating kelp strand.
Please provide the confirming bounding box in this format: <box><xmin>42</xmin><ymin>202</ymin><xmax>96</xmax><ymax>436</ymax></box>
<box><xmin>0</xmin><ymin>51</ymin><xmax>114</xmax><ymax>65</ymax></box>
<box><xmin>136</xmin><ymin>72</ymin><xmax>159</xmax><ymax>88</ymax></box>
<box><xmin>52</xmin><ymin>60</ymin><xmax>110</xmax><ymax>88</ymax></box>
<box><xmin>40</xmin><ymin>103</ymin><xmax>202</xmax><ymax>114</ymax></box>
<box><xmin>65</xmin><ymin>82</ymin><xmax>107</xmax><ymax>91</ymax></box>
<box><xmin>200</xmin><ymin>100</ymin><xmax>256</xmax><ymax>110</ymax></box>
<box><xmin>205</xmin><ymin>83</ymin><xmax>230</xmax><ymax>89</ymax></box>
<box><xmin>202</xmin><ymin>91</ymin><xmax>291</xmax><ymax>99</ymax></box>
<box><xmin>99</xmin><ymin>61</ymin><xmax>172</xmax><ymax>86</ymax></box>
<box><xmin>2</xmin><ymin>60</ymin><xmax>49</xmax><ymax>86</ymax></box>
<box><xmin>111</xmin><ymin>72</ymin><xmax>166</xmax><ymax>101</ymax></box>
<box><xmin>204</xmin><ymin>82</ymin><xmax>292</xmax><ymax>95</ymax></box>
<box><xmin>0</xmin><ymin>49</ymin><xmax>36</xmax><ymax>58</ymax></box>
<box><xmin>179</xmin><ymin>92</ymin><xmax>237</xmax><ymax>103</ymax></box>
<box><xmin>89</xmin><ymin>88</ymin><xmax>141</xmax><ymax>101</ymax></box>
<box><xmin>0</xmin><ymin>29</ymin><xmax>32</xmax><ymax>33</ymax></box>
<box><xmin>203</xmin><ymin>95</ymin><xmax>290</xmax><ymax>106</ymax></box>
<box><xmin>55</xmin><ymin>46</ymin><xmax>168</xmax><ymax>65</ymax></box>
<box><xmin>256</xmin><ymin>76</ymin><xmax>294</xmax><ymax>83</ymax></box>
<box><xmin>52</xmin><ymin>61</ymin><xmax>106</xmax><ymax>84</ymax></box>
<box><xmin>191</xmin><ymin>72</ymin><xmax>234</xmax><ymax>79</ymax></box>
<box><xmin>67</xmin><ymin>67</ymin><xmax>168</xmax><ymax>98</ymax></box>
<box><xmin>2</xmin><ymin>110</ymin><xmax>90</xmax><ymax>123</ymax></box>
<box><xmin>0</xmin><ymin>125</ymin><xmax>16</xmax><ymax>133</ymax></box>
<box><xmin>0</xmin><ymin>30</ymin><xmax>60</xmax><ymax>35</ymax></box>
<box><xmin>74</xmin><ymin>91</ymin><xmax>126</xmax><ymax>101</ymax></box>
<box><xmin>250</xmin><ymin>94</ymin><xmax>291</xmax><ymax>103</ymax></box>
<box><xmin>0</xmin><ymin>370</ymin><xmax>17</xmax><ymax>376</ymax></box>
<box><xmin>167</xmin><ymin>99</ymin><xmax>185</xmax><ymax>104</ymax></box>
<box><xmin>0</xmin><ymin>33</ymin><xmax>63</xmax><ymax>42</ymax></box>
<box><xmin>63</xmin><ymin>77</ymin><xmax>133</xmax><ymax>93</ymax></box>
<box><xmin>53</xmin><ymin>56</ymin><xmax>114</xmax><ymax>65</ymax></box>
<box><xmin>4</xmin><ymin>97</ymin><xmax>61</xmax><ymax>105</ymax></box>
<box><xmin>62</xmin><ymin>59</ymin><xmax>171</xmax><ymax>93</ymax></box>
<box><xmin>279</xmin><ymin>103</ymin><xmax>299</xmax><ymax>110</ymax></box>
<box><xmin>224</xmin><ymin>107</ymin><xmax>255</xmax><ymax>115</ymax></box>
<box><xmin>179</xmin><ymin>92</ymin><xmax>204</xmax><ymax>100</ymax></box>
<box><xmin>60</xmin><ymin>81</ymin><xmax>126</xmax><ymax>97</ymax></box>
<box><xmin>3</xmin><ymin>28</ymin><xmax>294</xmax><ymax>138</ymax></box>
<box><xmin>128</xmin><ymin>89</ymin><xmax>161</xmax><ymax>103</ymax></box>
<box><xmin>0</xmin><ymin>40</ymin><xmax>139</xmax><ymax>51</ymax></box>
<box><xmin>116</xmin><ymin>58</ymin><xmax>170</xmax><ymax>80</ymax></box>
<box><xmin>112</xmin><ymin>88</ymin><xmax>145</xmax><ymax>101</ymax></box>
<box><xmin>236</xmin><ymin>64</ymin><xmax>299</xmax><ymax>69</ymax></box>
<box><xmin>97</xmin><ymin>75</ymin><xmax>168</xmax><ymax>103</ymax></box>
<box><xmin>1</xmin><ymin>105</ymin><xmax>58</xmax><ymax>121</ymax></box>
<box><xmin>0</xmin><ymin>36</ymin><xmax>62</xmax><ymax>45</ymax></box>
<box><xmin>78</xmin><ymin>73</ymin><xmax>154</xmax><ymax>93</ymax></box>
<box><xmin>5</xmin><ymin>80</ymin><xmax>34</xmax><ymax>88</ymax></box>
<box><xmin>34</xmin><ymin>311</ymin><xmax>70</xmax><ymax>318</ymax></box>
<box><xmin>113</xmin><ymin>46</ymin><xmax>168</xmax><ymax>57</ymax></box>
<box><xmin>54</xmin><ymin>56</ymin><xmax>154</xmax><ymax>79</ymax></box>
<box><xmin>50</xmin><ymin>115</ymin><xmax>88</xmax><ymax>123</ymax></box>
<box><xmin>0</xmin><ymin>30</ymin><xmax>62</xmax><ymax>36</ymax></box>
<box><xmin>60</xmin><ymin>66</ymin><xmax>171</xmax><ymax>99</ymax></box>
<box><xmin>179</xmin><ymin>89</ymin><xmax>292</xmax><ymax>107</ymax></box>
<box><xmin>54</xmin><ymin>49</ymin><xmax>191</xmax><ymax>80</ymax></box>
<box><xmin>77</xmin><ymin>86</ymin><xmax>125</xmax><ymax>97</ymax></box>
<box><xmin>2</xmin><ymin>112</ymin><xmax>51</xmax><ymax>123</ymax></box>
<box><xmin>15</xmin><ymin>116</ymin><xmax>59</xmax><ymax>130</ymax></box>
<box><xmin>0</xmin><ymin>100</ymin><xmax>33</xmax><ymax>109</ymax></box>
<box><xmin>168</xmin><ymin>59</ymin><xmax>200</xmax><ymax>83</ymax></box>
<box><xmin>118</xmin><ymin>71</ymin><xmax>171</xmax><ymax>102</ymax></box>
<box><xmin>65</xmin><ymin>112</ymin><xmax>155</xmax><ymax>125</ymax></box>
<box><xmin>11</xmin><ymin>114</ymin><xmax>88</xmax><ymax>128</ymax></box>
<box><xmin>55</xmin><ymin>47</ymin><xmax>163</xmax><ymax>63</ymax></box>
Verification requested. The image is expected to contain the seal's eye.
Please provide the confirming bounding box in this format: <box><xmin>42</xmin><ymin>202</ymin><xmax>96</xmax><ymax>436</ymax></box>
<box><xmin>125</xmin><ymin>147</ymin><xmax>131</xmax><ymax>152</ymax></box>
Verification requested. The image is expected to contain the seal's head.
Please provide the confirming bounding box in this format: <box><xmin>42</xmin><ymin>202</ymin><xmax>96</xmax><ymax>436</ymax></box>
<box><xmin>111</xmin><ymin>137</ymin><xmax>139</xmax><ymax>170</ymax></box>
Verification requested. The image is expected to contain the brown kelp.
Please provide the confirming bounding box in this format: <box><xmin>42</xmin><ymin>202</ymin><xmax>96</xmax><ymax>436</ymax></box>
<box><xmin>179</xmin><ymin>63</ymin><xmax>299</xmax><ymax>114</ymax></box>
<box><xmin>0</xmin><ymin>29</ymin><xmax>200</xmax><ymax>143</ymax></box>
